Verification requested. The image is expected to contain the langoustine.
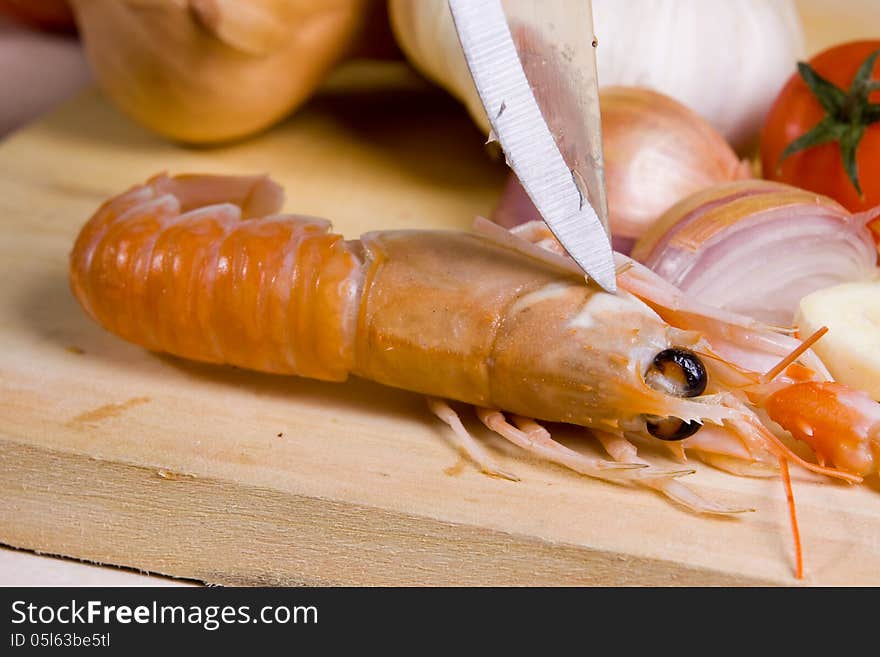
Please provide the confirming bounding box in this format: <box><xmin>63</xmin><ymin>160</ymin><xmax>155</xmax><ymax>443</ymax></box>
<box><xmin>69</xmin><ymin>173</ymin><xmax>879</xmax><ymax>578</ymax></box>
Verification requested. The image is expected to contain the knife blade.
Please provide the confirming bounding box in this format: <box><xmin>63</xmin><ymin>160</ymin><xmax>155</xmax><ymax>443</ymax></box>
<box><xmin>448</xmin><ymin>0</ymin><xmax>617</xmax><ymax>293</ymax></box>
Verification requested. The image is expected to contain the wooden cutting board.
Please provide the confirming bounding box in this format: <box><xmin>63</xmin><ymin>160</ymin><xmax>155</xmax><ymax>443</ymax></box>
<box><xmin>1</xmin><ymin>62</ymin><xmax>878</xmax><ymax>586</ymax></box>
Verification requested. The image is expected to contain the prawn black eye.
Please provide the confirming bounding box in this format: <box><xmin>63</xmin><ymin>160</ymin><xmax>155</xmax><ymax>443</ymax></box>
<box><xmin>645</xmin><ymin>416</ymin><xmax>702</xmax><ymax>441</ymax></box>
<box><xmin>645</xmin><ymin>347</ymin><xmax>707</xmax><ymax>398</ymax></box>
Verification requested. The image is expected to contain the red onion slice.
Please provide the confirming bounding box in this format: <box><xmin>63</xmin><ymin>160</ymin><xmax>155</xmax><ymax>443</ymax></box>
<box><xmin>631</xmin><ymin>181</ymin><xmax>879</xmax><ymax>325</ymax></box>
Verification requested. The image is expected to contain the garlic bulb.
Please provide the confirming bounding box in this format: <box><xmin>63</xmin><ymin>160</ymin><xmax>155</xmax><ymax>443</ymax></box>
<box><xmin>389</xmin><ymin>0</ymin><xmax>805</xmax><ymax>150</ymax></box>
<box><xmin>591</xmin><ymin>0</ymin><xmax>804</xmax><ymax>150</ymax></box>
<box><xmin>631</xmin><ymin>181</ymin><xmax>879</xmax><ymax>325</ymax></box>
<box><xmin>390</xmin><ymin>0</ymin><xmax>486</xmax><ymax>130</ymax></box>
<box><xmin>71</xmin><ymin>0</ymin><xmax>387</xmax><ymax>144</ymax></box>
<box><xmin>493</xmin><ymin>87</ymin><xmax>751</xmax><ymax>252</ymax></box>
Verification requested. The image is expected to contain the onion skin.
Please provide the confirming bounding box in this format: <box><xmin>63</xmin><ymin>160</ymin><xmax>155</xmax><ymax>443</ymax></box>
<box><xmin>493</xmin><ymin>87</ymin><xmax>750</xmax><ymax>253</ymax></box>
<box><xmin>600</xmin><ymin>87</ymin><xmax>751</xmax><ymax>242</ymax></box>
<box><xmin>70</xmin><ymin>0</ymin><xmax>392</xmax><ymax>144</ymax></box>
<box><xmin>631</xmin><ymin>181</ymin><xmax>879</xmax><ymax>325</ymax></box>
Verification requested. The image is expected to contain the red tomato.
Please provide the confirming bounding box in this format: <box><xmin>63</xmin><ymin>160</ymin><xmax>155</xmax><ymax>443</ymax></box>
<box><xmin>761</xmin><ymin>40</ymin><xmax>880</xmax><ymax>213</ymax></box>
<box><xmin>0</xmin><ymin>0</ymin><xmax>75</xmax><ymax>33</ymax></box>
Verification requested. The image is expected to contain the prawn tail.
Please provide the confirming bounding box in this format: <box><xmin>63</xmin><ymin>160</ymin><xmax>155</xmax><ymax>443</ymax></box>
<box><xmin>69</xmin><ymin>173</ymin><xmax>365</xmax><ymax>380</ymax></box>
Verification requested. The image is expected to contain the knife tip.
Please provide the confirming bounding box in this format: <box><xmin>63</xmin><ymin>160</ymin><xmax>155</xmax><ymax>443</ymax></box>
<box><xmin>590</xmin><ymin>268</ymin><xmax>618</xmax><ymax>295</ymax></box>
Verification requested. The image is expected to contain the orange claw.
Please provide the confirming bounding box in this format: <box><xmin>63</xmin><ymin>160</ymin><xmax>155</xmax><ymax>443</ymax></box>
<box><xmin>766</xmin><ymin>381</ymin><xmax>880</xmax><ymax>478</ymax></box>
<box><xmin>764</xmin><ymin>377</ymin><xmax>880</xmax><ymax>580</ymax></box>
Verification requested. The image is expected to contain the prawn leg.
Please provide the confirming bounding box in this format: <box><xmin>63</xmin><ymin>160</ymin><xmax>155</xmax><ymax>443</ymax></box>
<box><xmin>477</xmin><ymin>409</ymin><xmax>691</xmax><ymax>484</ymax></box>
<box><xmin>426</xmin><ymin>398</ymin><xmax>519</xmax><ymax>481</ymax></box>
<box><xmin>595</xmin><ymin>431</ymin><xmax>754</xmax><ymax>515</ymax></box>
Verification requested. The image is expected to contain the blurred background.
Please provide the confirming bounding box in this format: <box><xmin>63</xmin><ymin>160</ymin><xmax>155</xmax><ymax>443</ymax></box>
<box><xmin>1</xmin><ymin>0</ymin><xmax>878</xmax><ymax>141</ymax></box>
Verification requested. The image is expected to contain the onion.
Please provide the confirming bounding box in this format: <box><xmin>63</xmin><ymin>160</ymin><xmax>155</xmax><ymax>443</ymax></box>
<box><xmin>69</xmin><ymin>0</ymin><xmax>394</xmax><ymax>144</ymax></box>
<box><xmin>493</xmin><ymin>87</ymin><xmax>751</xmax><ymax>253</ymax></box>
<box><xmin>630</xmin><ymin>180</ymin><xmax>880</xmax><ymax>326</ymax></box>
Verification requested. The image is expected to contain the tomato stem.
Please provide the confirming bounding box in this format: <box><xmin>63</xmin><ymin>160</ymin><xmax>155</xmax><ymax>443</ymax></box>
<box><xmin>778</xmin><ymin>48</ymin><xmax>880</xmax><ymax>197</ymax></box>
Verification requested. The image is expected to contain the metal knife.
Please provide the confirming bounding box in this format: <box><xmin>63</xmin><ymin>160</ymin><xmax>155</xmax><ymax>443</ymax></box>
<box><xmin>448</xmin><ymin>0</ymin><xmax>617</xmax><ymax>293</ymax></box>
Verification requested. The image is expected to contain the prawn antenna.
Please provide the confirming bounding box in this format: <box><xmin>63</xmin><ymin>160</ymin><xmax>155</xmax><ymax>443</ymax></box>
<box><xmin>778</xmin><ymin>457</ymin><xmax>804</xmax><ymax>580</ymax></box>
<box><xmin>761</xmin><ymin>326</ymin><xmax>828</xmax><ymax>384</ymax></box>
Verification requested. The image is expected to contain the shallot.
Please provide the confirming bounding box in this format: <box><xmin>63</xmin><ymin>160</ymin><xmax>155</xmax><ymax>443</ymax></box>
<box><xmin>494</xmin><ymin>87</ymin><xmax>750</xmax><ymax>253</ymax></box>
<box><xmin>631</xmin><ymin>180</ymin><xmax>879</xmax><ymax>325</ymax></box>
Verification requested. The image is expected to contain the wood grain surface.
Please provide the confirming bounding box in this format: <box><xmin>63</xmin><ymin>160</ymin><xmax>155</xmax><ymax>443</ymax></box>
<box><xmin>1</xmin><ymin>62</ymin><xmax>879</xmax><ymax>586</ymax></box>
<box><xmin>0</xmin><ymin>546</ymin><xmax>193</xmax><ymax>587</ymax></box>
